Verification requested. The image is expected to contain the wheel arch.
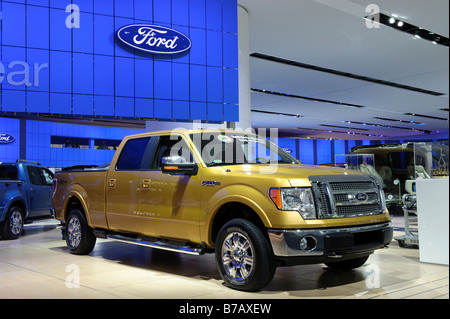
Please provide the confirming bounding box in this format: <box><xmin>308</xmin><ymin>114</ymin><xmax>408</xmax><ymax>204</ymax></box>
<box><xmin>209</xmin><ymin>201</ymin><xmax>269</xmax><ymax>246</ymax></box>
<box><xmin>1</xmin><ymin>197</ymin><xmax>27</xmax><ymax>222</ymax></box>
<box><xmin>63</xmin><ymin>193</ymin><xmax>89</xmax><ymax>224</ymax></box>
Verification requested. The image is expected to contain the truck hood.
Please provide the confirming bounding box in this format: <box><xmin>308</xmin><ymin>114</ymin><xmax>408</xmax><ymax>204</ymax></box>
<box><xmin>218</xmin><ymin>163</ymin><xmax>364</xmax><ymax>187</ymax></box>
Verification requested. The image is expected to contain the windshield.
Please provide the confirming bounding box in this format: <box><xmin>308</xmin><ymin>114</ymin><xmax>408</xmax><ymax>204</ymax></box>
<box><xmin>190</xmin><ymin>132</ymin><xmax>299</xmax><ymax>167</ymax></box>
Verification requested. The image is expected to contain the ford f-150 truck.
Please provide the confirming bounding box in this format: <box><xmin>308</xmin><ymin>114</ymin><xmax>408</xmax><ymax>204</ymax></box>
<box><xmin>1</xmin><ymin>160</ymin><xmax>54</xmax><ymax>239</ymax></box>
<box><xmin>53</xmin><ymin>130</ymin><xmax>393</xmax><ymax>291</ymax></box>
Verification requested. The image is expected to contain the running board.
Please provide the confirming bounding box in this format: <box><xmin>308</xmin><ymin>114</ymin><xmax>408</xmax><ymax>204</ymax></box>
<box><xmin>103</xmin><ymin>234</ymin><xmax>205</xmax><ymax>256</ymax></box>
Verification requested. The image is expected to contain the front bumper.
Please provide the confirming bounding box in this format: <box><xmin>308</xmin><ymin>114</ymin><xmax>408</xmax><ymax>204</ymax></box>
<box><xmin>268</xmin><ymin>221</ymin><xmax>392</xmax><ymax>263</ymax></box>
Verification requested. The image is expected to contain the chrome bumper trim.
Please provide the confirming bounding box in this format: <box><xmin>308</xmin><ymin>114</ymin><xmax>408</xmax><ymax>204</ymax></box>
<box><xmin>268</xmin><ymin>221</ymin><xmax>392</xmax><ymax>257</ymax></box>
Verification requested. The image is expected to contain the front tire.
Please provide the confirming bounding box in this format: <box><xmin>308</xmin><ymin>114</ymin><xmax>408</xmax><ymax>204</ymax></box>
<box><xmin>215</xmin><ymin>219</ymin><xmax>276</xmax><ymax>292</ymax></box>
<box><xmin>0</xmin><ymin>206</ymin><xmax>24</xmax><ymax>240</ymax></box>
<box><xmin>66</xmin><ymin>209</ymin><xmax>96</xmax><ymax>255</ymax></box>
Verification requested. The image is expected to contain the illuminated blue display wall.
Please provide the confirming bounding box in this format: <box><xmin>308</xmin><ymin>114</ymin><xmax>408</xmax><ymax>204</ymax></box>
<box><xmin>0</xmin><ymin>117</ymin><xmax>145</xmax><ymax>167</ymax></box>
<box><xmin>0</xmin><ymin>0</ymin><xmax>239</xmax><ymax>122</ymax></box>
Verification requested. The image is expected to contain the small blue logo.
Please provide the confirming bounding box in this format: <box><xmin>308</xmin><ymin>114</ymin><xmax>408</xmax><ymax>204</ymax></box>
<box><xmin>116</xmin><ymin>24</ymin><xmax>191</xmax><ymax>55</ymax></box>
<box><xmin>0</xmin><ymin>133</ymin><xmax>15</xmax><ymax>144</ymax></box>
<box><xmin>282</xmin><ymin>147</ymin><xmax>293</xmax><ymax>154</ymax></box>
<box><xmin>355</xmin><ymin>193</ymin><xmax>369</xmax><ymax>202</ymax></box>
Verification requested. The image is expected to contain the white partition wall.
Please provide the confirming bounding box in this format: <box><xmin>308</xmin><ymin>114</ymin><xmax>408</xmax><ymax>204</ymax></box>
<box><xmin>416</xmin><ymin>178</ymin><xmax>449</xmax><ymax>265</ymax></box>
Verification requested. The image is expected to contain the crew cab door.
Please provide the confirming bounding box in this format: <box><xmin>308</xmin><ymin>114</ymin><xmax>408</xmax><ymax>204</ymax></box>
<box><xmin>140</xmin><ymin>135</ymin><xmax>201</xmax><ymax>241</ymax></box>
<box><xmin>105</xmin><ymin>134</ymin><xmax>201</xmax><ymax>241</ymax></box>
<box><xmin>106</xmin><ymin>136</ymin><xmax>200</xmax><ymax>240</ymax></box>
<box><xmin>105</xmin><ymin>136</ymin><xmax>154</xmax><ymax>234</ymax></box>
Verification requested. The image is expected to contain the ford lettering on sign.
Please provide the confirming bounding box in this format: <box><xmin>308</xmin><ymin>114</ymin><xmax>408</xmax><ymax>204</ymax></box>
<box><xmin>0</xmin><ymin>133</ymin><xmax>15</xmax><ymax>144</ymax></box>
<box><xmin>116</xmin><ymin>24</ymin><xmax>191</xmax><ymax>55</ymax></box>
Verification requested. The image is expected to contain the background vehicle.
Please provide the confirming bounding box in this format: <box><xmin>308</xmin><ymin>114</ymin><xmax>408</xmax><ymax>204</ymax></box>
<box><xmin>350</xmin><ymin>142</ymin><xmax>449</xmax><ymax>213</ymax></box>
<box><xmin>53</xmin><ymin>130</ymin><xmax>392</xmax><ymax>291</ymax></box>
<box><xmin>0</xmin><ymin>160</ymin><xmax>54</xmax><ymax>239</ymax></box>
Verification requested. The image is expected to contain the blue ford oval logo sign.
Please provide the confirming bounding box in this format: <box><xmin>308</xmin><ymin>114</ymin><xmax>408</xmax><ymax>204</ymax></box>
<box><xmin>355</xmin><ymin>193</ymin><xmax>369</xmax><ymax>202</ymax></box>
<box><xmin>116</xmin><ymin>24</ymin><xmax>191</xmax><ymax>55</ymax></box>
<box><xmin>0</xmin><ymin>133</ymin><xmax>15</xmax><ymax>144</ymax></box>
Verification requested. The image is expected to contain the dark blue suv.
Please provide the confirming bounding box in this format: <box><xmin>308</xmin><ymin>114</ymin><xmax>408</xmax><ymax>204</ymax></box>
<box><xmin>0</xmin><ymin>160</ymin><xmax>54</xmax><ymax>239</ymax></box>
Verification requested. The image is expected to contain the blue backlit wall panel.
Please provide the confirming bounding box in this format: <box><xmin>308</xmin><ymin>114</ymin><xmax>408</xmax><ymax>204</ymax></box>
<box><xmin>0</xmin><ymin>117</ymin><xmax>20</xmax><ymax>162</ymax></box>
<box><xmin>18</xmin><ymin>118</ymin><xmax>145</xmax><ymax>168</ymax></box>
<box><xmin>0</xmin><ymin>0</ymin><xmax>239</xmax><ymax>123</ymax></box>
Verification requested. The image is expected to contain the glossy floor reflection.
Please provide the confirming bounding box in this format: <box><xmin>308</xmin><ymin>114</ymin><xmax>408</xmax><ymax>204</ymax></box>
<box><xmin>0</xmin><ymin>218</ymin><xmax>448</xmax><ymax>299</ymax></box>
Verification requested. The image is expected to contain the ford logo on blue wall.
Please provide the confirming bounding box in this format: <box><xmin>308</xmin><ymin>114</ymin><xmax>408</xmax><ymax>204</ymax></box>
<box><xmin>116</xmin><ymin>24</ymin><xmax>191</xmax><ymax>55</ymax></box>
<box><xmin>0</xmin><ymin>133</ymin><xmax>15</xmax><ymax>144</ymax></box>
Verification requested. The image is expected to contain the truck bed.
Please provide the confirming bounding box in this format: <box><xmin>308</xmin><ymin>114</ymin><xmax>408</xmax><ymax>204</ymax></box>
<box><xmin>53</xmin><ymin>169</ymin><xmax>108</xmax><ymax>228</ymax></box>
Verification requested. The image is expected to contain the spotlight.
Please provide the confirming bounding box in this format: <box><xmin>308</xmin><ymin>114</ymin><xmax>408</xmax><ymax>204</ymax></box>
<box><xmin>369</xmin><ymin>12</ymin><xmax>449</xmax><ymax>47</ymax></box>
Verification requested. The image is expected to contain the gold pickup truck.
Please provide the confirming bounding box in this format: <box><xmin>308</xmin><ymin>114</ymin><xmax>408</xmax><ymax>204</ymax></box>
<box><xmin>53</xmin><ymin>129</ymin><xmax>392</xmax><ymax>291</ymax></box>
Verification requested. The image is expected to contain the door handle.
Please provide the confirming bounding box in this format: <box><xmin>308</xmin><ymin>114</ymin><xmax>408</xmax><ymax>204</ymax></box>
<box><xmin>142</xmin><ymin>179</ymin><xmax>151</xmax><ymax>190</ymax></box>
<box><xmin>108</xmin><ymin>179</ymin><xmax>116</xmax><ymax>188</ymax></box>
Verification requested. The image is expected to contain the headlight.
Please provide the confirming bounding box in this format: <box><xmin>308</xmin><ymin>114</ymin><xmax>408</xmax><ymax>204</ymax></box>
<box><xmin>376</xmin><ymin>183</ymin><xmax>387</xmax><ymax>213</ymax></box>
<box><xmin>270</xmin><ymin>188</ymin><xmax>317</xmax><ymax>219</ymax></box>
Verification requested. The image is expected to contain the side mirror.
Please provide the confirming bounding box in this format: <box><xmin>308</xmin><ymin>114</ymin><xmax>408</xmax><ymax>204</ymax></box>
<box><xmin>161</xmin><ymin>156</ymin><xmax>198</xmax><ymax>176</ymax></box>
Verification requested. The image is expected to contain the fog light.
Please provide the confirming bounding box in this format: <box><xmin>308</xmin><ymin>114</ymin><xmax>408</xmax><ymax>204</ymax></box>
<box><xmin>299</xmin><ymin>236</ymin><xmax>317</xmax><ymax>252</ymax></box>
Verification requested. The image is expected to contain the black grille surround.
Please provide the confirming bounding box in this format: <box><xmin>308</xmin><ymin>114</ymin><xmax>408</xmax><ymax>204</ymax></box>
<box><xmin>309</xmin><ymin>174</ymin><xmax>384</xmax><ymax>219</ymax></box>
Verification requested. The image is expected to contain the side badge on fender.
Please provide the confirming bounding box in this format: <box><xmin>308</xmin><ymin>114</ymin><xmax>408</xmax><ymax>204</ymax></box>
<box><xmin>202</xmin><ymin>181</ymin><xmax>221</xmax><ymax>187</ymax></box>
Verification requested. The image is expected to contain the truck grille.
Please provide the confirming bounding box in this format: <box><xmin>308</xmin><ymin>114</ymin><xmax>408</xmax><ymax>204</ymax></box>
<box><xmin>310</xmin><ymin>175</ymin><xmax>384</xmax><ymax>219</ymax></box>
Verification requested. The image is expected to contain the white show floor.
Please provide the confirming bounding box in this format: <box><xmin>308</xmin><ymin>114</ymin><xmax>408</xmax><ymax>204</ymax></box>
<box><xmin>0</xmin><ymin>217</ymin><xmax>448</xmax><ymax>299</ymax></box>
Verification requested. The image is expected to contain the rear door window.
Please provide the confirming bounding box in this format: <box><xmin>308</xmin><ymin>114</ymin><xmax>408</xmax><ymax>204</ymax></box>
<box><xmin>116</xmin><ymin>137</ymin><xmax>151</xmax><ymax>170</ymax></box>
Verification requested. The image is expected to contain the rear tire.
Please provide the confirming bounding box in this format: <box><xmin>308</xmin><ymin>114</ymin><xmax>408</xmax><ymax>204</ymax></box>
<box><xmin>0</xmin><ymin>206</ymin><xmax>24</xmax><ymax>240</ymax></box>
<box><xmin>215</xmin><ymin>218</ymin><xmax>276</xmax><ymax>292</ymax></box>
<box><xmin>66</xmin><ymin>209</ymin><xmax>96</xmax><ymax>255</ymax></box>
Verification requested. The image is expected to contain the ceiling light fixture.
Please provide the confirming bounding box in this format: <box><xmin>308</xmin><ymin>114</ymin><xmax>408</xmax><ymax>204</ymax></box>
<box><xmin>250</xmin><ymin>53</ymin><xmax>446</xmax><ymax>96</ymax></box>
<box><xmin>373</xmin><ymin>117</ymin><xmax>425</xmax><ymax>125</ymax></box>
<box><xmin>252</xmin><ymin>109</ymin><xmax>302</xmax><ymax>118</ymax></box>
<box><xmin>296</xmin><ymin>127</ymin><xmax>388</xmax><ymax>138</ymax></box>
<box><xmin>320</xmin><ymin>124</ymin><xmax>370</xmax><ymax>131</ymax></box>
<box><xmin>365</xmin><ymin>13</ymin><xmax>449</xmax><ymax>47</ymax></box>
<box><xmin>251</xmin><ymin>88</ymin><xmax>366</xmax><ymax>108</ymax></box>
<box><xmin>342</xmin><ymin>120</ymin><xmax>435</xmax><ymax>134</ymax></box>
<box><xmin>404</xmin><ymin>113</ymin><xmax>449</xmax><ymax>121</ymax></box>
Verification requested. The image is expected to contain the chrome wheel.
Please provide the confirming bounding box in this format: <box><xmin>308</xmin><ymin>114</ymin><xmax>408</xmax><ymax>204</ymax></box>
<box><xmin>9</xmin><ymin>209</ymin><xmax>23</xmax><ymax>236</ymax></box>
<box><xmin>65</xmin><ymin>209</ymin><xmax>96</xmax><ymax>255</ymax></box>
<box><xmin>221</xmin><ymin>232</ymin><xmax>255</xmax><ymax>281</ymax></box>
<box><xmin>67</xmin><ymin>215</ymin><xmax>82</xmax><ymax>249</ymax></box>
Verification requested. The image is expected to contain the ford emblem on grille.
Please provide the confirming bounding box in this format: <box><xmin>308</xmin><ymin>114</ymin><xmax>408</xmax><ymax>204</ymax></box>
<box><xmin>354</xmin><ymin>193</ymin><xmax>369</xmax><ymax>202</ymax></box>
<box><xmin>116</xmin><ymin>24</ymin><xmax>191</xmax><ymax>55</ymax></box>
